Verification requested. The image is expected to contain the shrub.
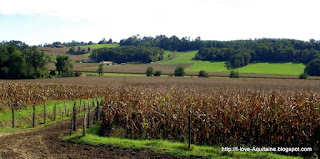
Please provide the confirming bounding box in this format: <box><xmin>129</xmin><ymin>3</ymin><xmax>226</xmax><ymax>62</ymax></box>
<box><xmin>146</xmin><ymin>67</ymin><xmax>154</xmax><ymax>76</ymax></box>
<box><xmin>305</xmin><ymin>59</ymin><xmax>320</xmax><ymax>76</ymax></box>
<box><xmin>50</xmin><ymin>70</ymin><xmax>56</xmax><ymax>76</ymax></box>
<box><xmin>299</xmin><ymin>73</ymin><xmax>308</xmax><ymax>79</ymax></box>
<box><xmin>230</xmin><ymin>70</ymin><xmax>239</xmax><ymax>78</ymax></box>
<box><xmin>74</xmin><ymin>72</ymin><xmax>82</xmax><ymax>77</ymax></box>
<box><xmin>198</xmin><ymin>70</ymin><xmax>209</xmax><ymax>78</ymax></box>
<box><xmin>154</xmin><ymin>70</ymin><xmax>162</xmax><ymax>76</ymax></box>
<box><xmin>174</xmin><ymin>66</ymin><xmax>185</xmax><ymax>77</ymax></box>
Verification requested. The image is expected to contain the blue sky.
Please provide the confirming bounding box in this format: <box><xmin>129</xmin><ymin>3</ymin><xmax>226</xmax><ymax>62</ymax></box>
<box><xmin>1</xmin><ymin>0</ymin><xmax>320</xmax><ymax>45</ymax></box>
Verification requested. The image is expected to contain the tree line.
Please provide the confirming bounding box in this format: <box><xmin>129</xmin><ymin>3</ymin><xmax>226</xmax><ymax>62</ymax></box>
<box><xmin>120</xmin><ymin>35</ymin><xmax>320</xmax><ymax>52</ymax></box>
<box><xmin>0</xmin><ymin>41</ymin><xmax>54</xmax><ymax>79</ymax></box>
<box><xmin>89</xmin><ymin>46</ymin><xmax>164</xmax><ymax>63</ymax></box>
<box><xmin>42</xmin><ymin>38</ymin><xmax>115</xmax><ymax>48</ymax></box>
<box><xmin>195</xmin><ymin>44</ymin><xmax>320</xmax><ymax>71</ymax></box>
<box><xmin>120</xmin><ymin>35</ymin><xmax>320</xmax><ymax>76</ymax></box>
<box><xmin>68</xmin><ymin>46</ymin><xmax>90</xmax><ymax>55</ymax></box>
<box><xmin>43</xmin><ymin>41</ymin><xmax>94</xmax><ymax>48</ymax></box>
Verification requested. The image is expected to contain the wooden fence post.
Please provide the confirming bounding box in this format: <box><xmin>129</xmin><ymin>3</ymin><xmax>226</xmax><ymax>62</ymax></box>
<box><xmin>188</xmin><ymin>110</ymin><xmax>191</xmax><ymax>150</ymax></box>
<box><xmin>70</xmin><ymin>116</ymin><xmax>73</xmax><ymax>135</ymax></box>
<box><xmin>87</xmin><ymin>106</ymin><xmax>90</xmax><ymax>128</ymax></box>
<box><xmin>72</xmin><ymin>103</ymin><xmax>76</xmax><ymax>131</ymax></box>
<box><xmin>96</xmin><ymin>97</ymin><xmax>99</xmax><ymax>107</ymax></box>
<box><xmin>66</xmin><ymin>109</ymin><xmax>69</xmax><ymax>117</ymax></box>
<box><xmin>11</xmin><ymin>107</ymin><xmax>14</xmax><ymax>128</ymax></box>
<box><xmin>83</xmin><ymin>114</ymin><xmax>87</xmax><ymax>137</ymax></box>
<box><xmin>32</xmin><ymin>105</ymin><xmax>35</xmax><ymax>127</ymax></box>
<box><xmin>53</xmin><ymin>104</ymin><xmax>56</xmax><ymax>121</ymax></box>
<box><xmin>95</xmin><ymin>104</ymin><xmax>100</xmax><ymax>122</ymax></box>
<box><xmin>43</xmin><ymin>103</ymin><xmax>46</xmax><ymax>124</ymax></box>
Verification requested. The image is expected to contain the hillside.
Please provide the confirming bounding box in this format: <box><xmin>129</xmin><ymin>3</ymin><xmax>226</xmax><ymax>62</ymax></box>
<box><xmin>156</xmin><ymin>51</ymin><xmax>306</xmax><ymax>75</ymax></box>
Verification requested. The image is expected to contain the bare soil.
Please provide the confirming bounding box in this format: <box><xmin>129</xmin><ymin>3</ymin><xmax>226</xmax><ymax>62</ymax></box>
<box><xmin>0</xmin><ymin>117</ymin><xmax>196</xmax><ymax>159</ymax></box>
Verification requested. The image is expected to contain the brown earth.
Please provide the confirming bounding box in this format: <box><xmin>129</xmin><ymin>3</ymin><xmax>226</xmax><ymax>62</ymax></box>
<box><xmin>0</xmin><ymin>117</ymin><xmax>198</xmax><ymax>159</ymax></box>
<box><xmin>40</xmin><ymin>47</ymin><xmax>87</xmax><ymax>62</ymax></box>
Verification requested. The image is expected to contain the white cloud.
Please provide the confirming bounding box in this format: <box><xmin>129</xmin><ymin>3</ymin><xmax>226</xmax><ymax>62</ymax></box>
<box><xmin>1</xmin><ymin>0</ymin><xmax>320</xmax><ymax>44</ymax></box>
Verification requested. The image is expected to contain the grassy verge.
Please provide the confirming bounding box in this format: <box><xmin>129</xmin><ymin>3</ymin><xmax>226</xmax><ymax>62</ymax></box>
<box><xmin>62</xmin><ymin>126</ymin><xmax>301</xmax><ymax>159</ymax></box>
<box><xmin>0</xmin><ymin>98</ymin><xmax>100</xmax><ymax>133</ymax></box>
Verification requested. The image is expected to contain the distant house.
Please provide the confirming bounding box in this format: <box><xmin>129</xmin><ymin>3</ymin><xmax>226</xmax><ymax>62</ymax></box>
<box><xmin>102</xmin><ymin>61</ymin><xmax>113</xmax><ymax>66</ymax></box>
<box><xmin>120</xmin><ymin>63</ymin><xmax>127</xmax><ymax>65</ymax></box>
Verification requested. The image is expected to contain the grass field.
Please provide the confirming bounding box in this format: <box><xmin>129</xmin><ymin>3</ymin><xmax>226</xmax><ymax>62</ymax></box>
<box><xmin>0</xmin><ymin>99</ymin><xmax>98</xmax><ymax>132</ymax></box>
<box><xmin>63</xmin><ymin>126</ymin><xmax>300</xmax><ymax>159</ymax></box>
<box><xmin>156</xmin><ymin>51</ymin><xmax>197</xmax><ymax>65</ymax></box>
<box><xmin>156</xmin><ymin>50</ymin><xmax>306</xmax><ymax>75</ymax></box>
<box><xmin>238</xmin><ymin>62</ymin><xmax>305</xmax><ymax>75</ymax></box>
<box><xmin>79</xmin><ymin>43</ymin><xmax>119</xmax><ymax>49</ymax></box>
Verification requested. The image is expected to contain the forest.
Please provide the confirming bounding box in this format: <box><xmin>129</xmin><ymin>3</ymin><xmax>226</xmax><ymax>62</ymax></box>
<box><xmin>89</xmin><ymin>46</ymin><xmax>164</xmax><ymax>63</ymax></box>
<box><xmin>0</xmin><ymin>41</ymin><xmax>53</xmax><ymax>79</ymax></box>
<box><xmin>120</xmin><ymin>35</ymin><xmax>320</xmax><ymax>68</ymax></box>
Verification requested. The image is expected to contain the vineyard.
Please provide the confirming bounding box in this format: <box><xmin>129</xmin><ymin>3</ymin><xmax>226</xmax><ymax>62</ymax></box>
<box><xmin>1</xmin><ymin>77</ymin><xmax>320</xmax><ymax>157</ymax></box>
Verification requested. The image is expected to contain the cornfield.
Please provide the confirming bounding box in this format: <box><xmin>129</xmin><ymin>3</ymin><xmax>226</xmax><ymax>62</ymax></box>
<box><xmin>1</xmin><ymin>77</ymin><xmax>320</xmax><ymax>156</ymax></box>
<box><xmin>99</xmin><ymin>79</ymin><xmax>320</xmax><ymax>156</ymax></box>
<box><xmin>0</xmin><ymin>82</ymin><xmax>108</xmax><ymax>110</ymax></box>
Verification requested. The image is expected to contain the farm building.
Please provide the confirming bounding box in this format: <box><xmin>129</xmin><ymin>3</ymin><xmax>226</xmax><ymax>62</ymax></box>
<box><xmin>102</xmin><ymin>61</ymin><xmax>113</xmax><ymax>66</ymax></box>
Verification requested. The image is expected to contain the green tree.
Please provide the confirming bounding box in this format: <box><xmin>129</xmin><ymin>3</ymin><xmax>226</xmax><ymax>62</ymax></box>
<box><xmin>97</xmin><ymin>63</ymin><xmax>104</xmax><ymax>76</ymax></box>
<box><xmin>174</xmin><ymin>66</ymin><xmax>185</xmax><ymax>77</ymax></box>
<box><xmin>146</xmin><ymin>67</ymin><xmax>154</xmax><ymax>76</ymax></box>
<box><xmin>230</xmin><ymin>70</ymin><xmax>239</xmax><ymax>78</ymax></box>
<box><xmin>198</xmin><ymin>70</ymin><xmax>209</xmax><ymax>78</ymax></box>
<box><xmin>68</xmin><ymin>47</ymin><xmax>75</xmax><ymax>53</ymax></box>
<box><xmin>55</xmin><ymin>55</ymin><xmax>73</xmax><ymax>77</ymax></box>
<box><xmin>305</xmin><ymin>59</ymin><xmax>320</xmax><ymax>76</ymax></box>
<box><xmin>154</xmin><ymin>70</ymin><xmax>162</xmax><ymax>76</ymax></box>
<box><xmin>299</xmin><ymin>73</ymin><xmax>308</xmax><ymax>79</ymax></box>
<box><xmin>24</xmin><ymin>47</ymin><xmax>51</xmax><ymax>78</ymax></box>
<box><xmin>8</xmin><ymin>50</ymin><xmax>26</xmax><ymax>78</ymax></box>
<box><xmin>225</xmin><ymin>62</ymin><xmax>231</xmax><ymax>70</ymax></box>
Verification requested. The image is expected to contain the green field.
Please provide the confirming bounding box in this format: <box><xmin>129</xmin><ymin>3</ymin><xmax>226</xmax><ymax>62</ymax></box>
<box><xmin>186</xmin><ymin>61</ymin><xmax>229</xmax><ymax>72</ymax></box>
<box><xmin>79</xmin><ymin>44</ymin><xmax>119</xmax><ymax>57</ymax></box>
<box><xmin>156</xmin><ymin>51</ymin><xmax>197</xmax><ymax>64</ymax></box>
<box><xmin>80</xmin><ymin>43</ymin><xmax>119</xmax><ymax>49</ymax></box>
<box><xmin>0</xmin><ymin>99</ymin><xmax>98</xmax><ymax>132</ymax></box>
<box><xmin>156</xmin><ymin>50</ymin><xmax>306</xmax><ymax>75</ymax></box>
<box><xmin>63</xmin><ymin>126</ymin><xmax>300</xmax><ymax>159</ymax></box>
<box><xmin>238</xmin><ymin>62</ymin><xmax>305</xmax><ymax>75</ymax></box>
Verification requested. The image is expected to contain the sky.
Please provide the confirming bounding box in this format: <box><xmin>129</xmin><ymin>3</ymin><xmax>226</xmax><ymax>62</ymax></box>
<box><xmin>0</xmin><ymin>0</ymin><xmax>320</xmax><ymax>45</ymax></box>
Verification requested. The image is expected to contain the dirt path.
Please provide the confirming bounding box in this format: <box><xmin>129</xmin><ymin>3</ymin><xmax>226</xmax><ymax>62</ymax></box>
<box><xmin>0</xmin><ymin>118</ymin><xmax>196</xmax><ymax>159</ymax></box>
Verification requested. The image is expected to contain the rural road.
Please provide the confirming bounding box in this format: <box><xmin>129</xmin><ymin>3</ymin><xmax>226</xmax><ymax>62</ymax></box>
<box><xmin>0</xmin><ymin>117</ymin><xmax>194</xmax><ymax>159</ymax></box>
